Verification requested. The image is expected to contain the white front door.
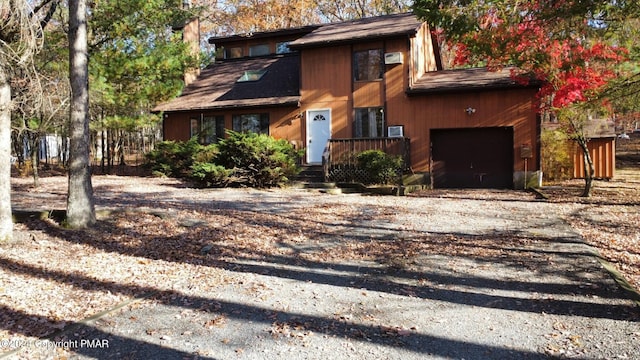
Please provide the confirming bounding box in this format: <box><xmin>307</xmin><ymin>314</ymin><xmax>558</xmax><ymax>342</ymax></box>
<box><xmin>306</xmin><ymin>109</ymin><xmax>331</xmax><ymax>164</ymax></box>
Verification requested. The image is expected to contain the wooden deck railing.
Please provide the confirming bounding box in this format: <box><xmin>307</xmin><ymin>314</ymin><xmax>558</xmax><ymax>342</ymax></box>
<box><xmin>322</xmin><ymin>137</ymin><xmax>410</xmax><ymax>183</ymax></box>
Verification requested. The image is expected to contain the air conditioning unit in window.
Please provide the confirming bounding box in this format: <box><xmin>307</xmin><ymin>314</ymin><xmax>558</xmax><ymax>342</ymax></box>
<box><xmin>384</xmin><ymin>52</ymin><xmax>403</xmax><ymax>65</ymax></box>
<box><xmin>388</xmin><ymin>125</ymin><xmax>404</xmax><ymax>138</ymax></box>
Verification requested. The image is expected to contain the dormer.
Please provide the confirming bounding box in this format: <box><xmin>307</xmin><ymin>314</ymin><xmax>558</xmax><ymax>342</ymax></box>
<box><xmin>209</xmin><ymin>26</ymin><xmax>320</xmax><ymax>60</ymax></box>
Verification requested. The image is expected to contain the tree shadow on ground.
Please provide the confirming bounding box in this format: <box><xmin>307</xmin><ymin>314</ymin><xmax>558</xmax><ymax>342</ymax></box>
<box><xmin>0</xmin><ymin>258</ymin><xmax>553</xmax><ymax>360</ymax></box>
<box><xmin>17</xmin><ymin>206</ymin><xmax>639</xmax><ymax>321</ymax></box>
<box><xmin>7</xmin><ymin>184</ymin><xmax>640</xmax><ymax>358</ymax></box>
<box><xmin>0</xmin><ymin>303</ymin><xmax>219</xmax><ymax>360</ymax></box>
<box><xmin>410</xmin><ymin>187</ymin><xmax>640</xmax><ymax>207</ymax></box>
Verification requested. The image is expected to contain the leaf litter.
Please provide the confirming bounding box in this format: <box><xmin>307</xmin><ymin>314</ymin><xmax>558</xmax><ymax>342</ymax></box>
<box><xmin>3</xmin><ymin>174</ymin><xmax>640</xmax><ymax>359</ymax></box>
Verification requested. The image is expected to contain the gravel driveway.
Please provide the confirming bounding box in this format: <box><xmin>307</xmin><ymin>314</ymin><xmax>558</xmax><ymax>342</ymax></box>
<box><xmin>6</xmin><ymin>180</ymin><xmax>640</xmax><ymax>360</ymax></box>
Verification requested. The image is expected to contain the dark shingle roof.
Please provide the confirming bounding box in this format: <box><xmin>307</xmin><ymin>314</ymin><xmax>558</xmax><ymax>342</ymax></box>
<box><xmin>153</xmin><ymin>54</ymin><xmax>300</xmax><ymax>112</ymax></box>
<box><xmin>208</xmin><ymin>26</ymin><xmax>320</xmax><ymax>45</ymax></box>
<box><xmin>408</xmin><ymin>67</ymin><xmax>539</xmax><ymax>94</ymax></box>
<box><xmin>543</xmin><ymin>119</ymin><xmax>615</xmax><ymax>138</ymax></box>
<box><xmin>289</xmin><ymin>13</ymin><xmax>421</xmax><ymax>49</ymax></box>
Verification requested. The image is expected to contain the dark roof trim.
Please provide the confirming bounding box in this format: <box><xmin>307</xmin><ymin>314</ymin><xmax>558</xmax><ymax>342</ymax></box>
<box><xmin>406</xmin><ymin>82</ymin><xmax>538</xmax><ymax>95</ymax></box>
<box><xmin>289</xmin><ymin>13</ymin><xmax>421</xmax><ymax>49</ymax></box>
<box><xmin>155</xmin><ymin>97</ymin><xmax>300</xmax><ymax>113</ymax></box>
<box><xmin>208</xmin><ymin>25</ymin><xmax>320</xmax><ymax>45</ymax></box>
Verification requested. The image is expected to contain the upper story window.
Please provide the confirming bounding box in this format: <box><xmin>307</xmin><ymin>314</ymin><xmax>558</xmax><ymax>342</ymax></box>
<box><xmin>276</xmin><ymin>41</ymin><xmax>292</xmax><ymax>54</ymax></box>
<box><xmin>226</xmin><ymin>47</ymin><xmax>243</xmax><ymax>59</ymax></box>
<box><xmin>249</xmin><ymin>44</ymin><xmax>270</xmax><ymax>57</ymax></box>
<box><xmin>354</xmin><ymin>49</ymin><xmax>383</xmax><ymax>81</ymax></box>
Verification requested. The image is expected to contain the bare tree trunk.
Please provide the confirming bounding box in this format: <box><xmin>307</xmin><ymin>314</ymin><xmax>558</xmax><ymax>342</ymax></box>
<box><xmin>30</xmin><ymin>135</ymin><xmax>39</xmax><ymax>187</ymax></box>
<box><xmin>0</xmin><ymin>67</ymin><xmax>12</xmax><ymax>242</ymax></box>
<box><xmin>100</xmin><ymin>117</ymin><xmax>105</xmax><ymax>173</ymax></box>
<box><xmin>66</xmin><ymin>0</ymin><xmax>95</xmax><ymax>228</ymax></box>
<box><xmin>577</xmin><ymin>138</ymin><xmax>594</xmax><ymax>197</ymax></box>
<box><xmin>118</xmin><ymin>130</ymin><xmax>125</xmax><ymax>166</ymax></box>
<box><xmin>107</xmin><ymin>128</ymin><xmax>113</xmax><ymax>172</ymax></box>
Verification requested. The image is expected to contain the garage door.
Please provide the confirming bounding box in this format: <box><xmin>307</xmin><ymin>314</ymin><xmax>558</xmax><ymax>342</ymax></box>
<box><xmin>431</xmin><ymin>127</ymin><xmax>514</xmax><ymax>189</ymax></box>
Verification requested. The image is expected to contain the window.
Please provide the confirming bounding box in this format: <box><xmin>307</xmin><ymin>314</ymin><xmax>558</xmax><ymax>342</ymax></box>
<box><xmin>354</xmin><ymin>108</ymin><xmax>384</xmax><ymax>138</ymax></box>
<box><xmin>237</xmin><ymin>70</ymin><xmax>267</xmax><ymax>82</ymax></box>
<box><xmin>232</xmin><ymin>113</ymin><xmax>269</xmax><ymax>134</ymax></box>
<box><xmin>191</xmin><ymin>115</ymin><xmax>225</xmax><ymax>144</ymax></box>
<box><xmin>354</xmin><ymin>49</ymin><xmax>383</xmax><ymax>81</ymax></box>
<box><xmin>276</xmin><ymin>42</ymin><xmax>291</xmax><ymax>54</ymax></box>
<box><xmin>190</xmin><ymin>118</ymin><xmax>199</xmax><ymax>138</ymax></box>
<box><xmin>249</xmin><ymin>44</ymin><xmax>270</xmax><ymax>57</ymax></box>
<box><xmin>226</xmin><ymin>47</ymin><xmax>243</xmax><ymax>59</ymax></box>
<box><xmin>201</xmin><ymin>116</ymin><xmax>226</xmax><ymax>144</ymax></box>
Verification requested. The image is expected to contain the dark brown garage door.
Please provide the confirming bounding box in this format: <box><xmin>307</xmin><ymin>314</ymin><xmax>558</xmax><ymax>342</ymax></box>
<box><xmin>431</xmin><ymin>127</ymin><xmax>514</xmax><ymax>188</ymax></box>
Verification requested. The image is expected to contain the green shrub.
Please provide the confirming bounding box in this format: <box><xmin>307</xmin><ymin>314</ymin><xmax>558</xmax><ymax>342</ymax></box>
<box><xmin>190</xmin><ymin>162</ymin><xmax>232</xmax><ymax>187</ymax></box>
<box><xmin>146</xmin><ymin>132</ymin><xmax>303</xmax><ymax>188</ymax></box>
<box><xmin>145</xmin><ymin>139</ymin><xmax>205</xmax><ymax>177</ymax></box>
<box><xmin>216</xmin><ymin>131</ymin><xmax>303</xmax><ymax>187</ymax></box>
<box><xmin>356</xmin><ymin>150</ymin><xmax>403</xmax><ymax>185</ymax></box>
<box><xmin>146</xmin><ymin>139</ymin><xmax>220</xmax><ymax>179</ymax></box>
<box><xmin>193</xmin><ymin>143</ymin><xmax>219</xmax><ymax>164</ymax></box>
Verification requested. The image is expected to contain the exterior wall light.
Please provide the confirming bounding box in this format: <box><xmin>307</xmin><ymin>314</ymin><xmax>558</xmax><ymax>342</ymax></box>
<box><xmin>465</xmin><ymin>107</ymin><xmax>476</xmax><ymax>115</ymax></box>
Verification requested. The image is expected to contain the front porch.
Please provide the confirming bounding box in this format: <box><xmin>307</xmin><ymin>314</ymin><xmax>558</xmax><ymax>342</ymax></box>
<box><xmin>321</xmin><ymin>137</ymin><xmax>411</xmax><ymax>184</ymax></box>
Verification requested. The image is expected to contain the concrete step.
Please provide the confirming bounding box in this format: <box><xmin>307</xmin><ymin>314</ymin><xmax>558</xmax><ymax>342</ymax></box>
<box><xmin>294</xmin><ymin>165</ymin><xmax>324</xmax><ymax>183</ymax></box>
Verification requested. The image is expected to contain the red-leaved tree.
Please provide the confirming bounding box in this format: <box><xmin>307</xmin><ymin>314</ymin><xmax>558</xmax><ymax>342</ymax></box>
<box><xmin>414</xmin><ymin>0</ymin><xmax>637</xmax><ymax>196</ymax></box>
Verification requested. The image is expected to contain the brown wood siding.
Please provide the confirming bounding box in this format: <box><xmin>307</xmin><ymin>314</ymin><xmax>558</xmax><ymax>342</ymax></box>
<box><xmin>386</xmin><ymin>88</ymin><xmax>539</xmax><ymax>173</ymax></box>
<box><xmin>299</xmin><ymin>35</ymin><xmax>539</xmax><ymax>175</ymax></box>
<box><xmin>410</xmin><ymin>30</ymin><xmax>421</xmax><ymax>84</ymax></box>
<box><xmin>410</xmin><ymin>23</ymin><xmax>437</xmax><ymax>85</ymax></box>
<box><xmin>353</xmin><ymin>81</ymin><xmax>384</xmax><ymax>107</ymax></box>
<box><xmin>572</xmin><ymin>138</ymin><xmax>615</xmax><ymax>179</ymax></box>
<box><xmin>163</xmin><ymin>113</ymin><xmax>192</xmax><ymax>141</ymax></box>
<box><xmin>300</xmin><ymin>46</ymin><xmax>352</xmax><ymax>102</ymax></box>
<box><xmin>162</xmin><ymin>107</ymin><xmax>301</xmax><ymax>145</ymax></box>
<box><xmin>353</xmin><ymin>41</ymin><xmax>384</xmax><ymax>52</ymax></box>
<box><xmin>422</xmin><ymin>23</ymin><xmax>439</xmax><ymax>72</ymax></box>
<box><xmin>300</xmin><ymin>46</ymin><xmax>353</xmax><ymax>139</ymax></box>
<box><xmin>384</xmin><ymin>39</ymin><xmax>410</xmax><ymax>127</ymax></box>
<box><xmin>407</xmin><ymin>23</ymin><xmax>437</xmax><ymax>79</ymax></box>
<box><xmin>263</xmin><ymin>107</ymin><xmax>303</xmax><ymax>144</ymax></box>
<box><xmin>169</xmin><ymin>21</ymin><xmax>541</xmax><ymax>176</ymax></box>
